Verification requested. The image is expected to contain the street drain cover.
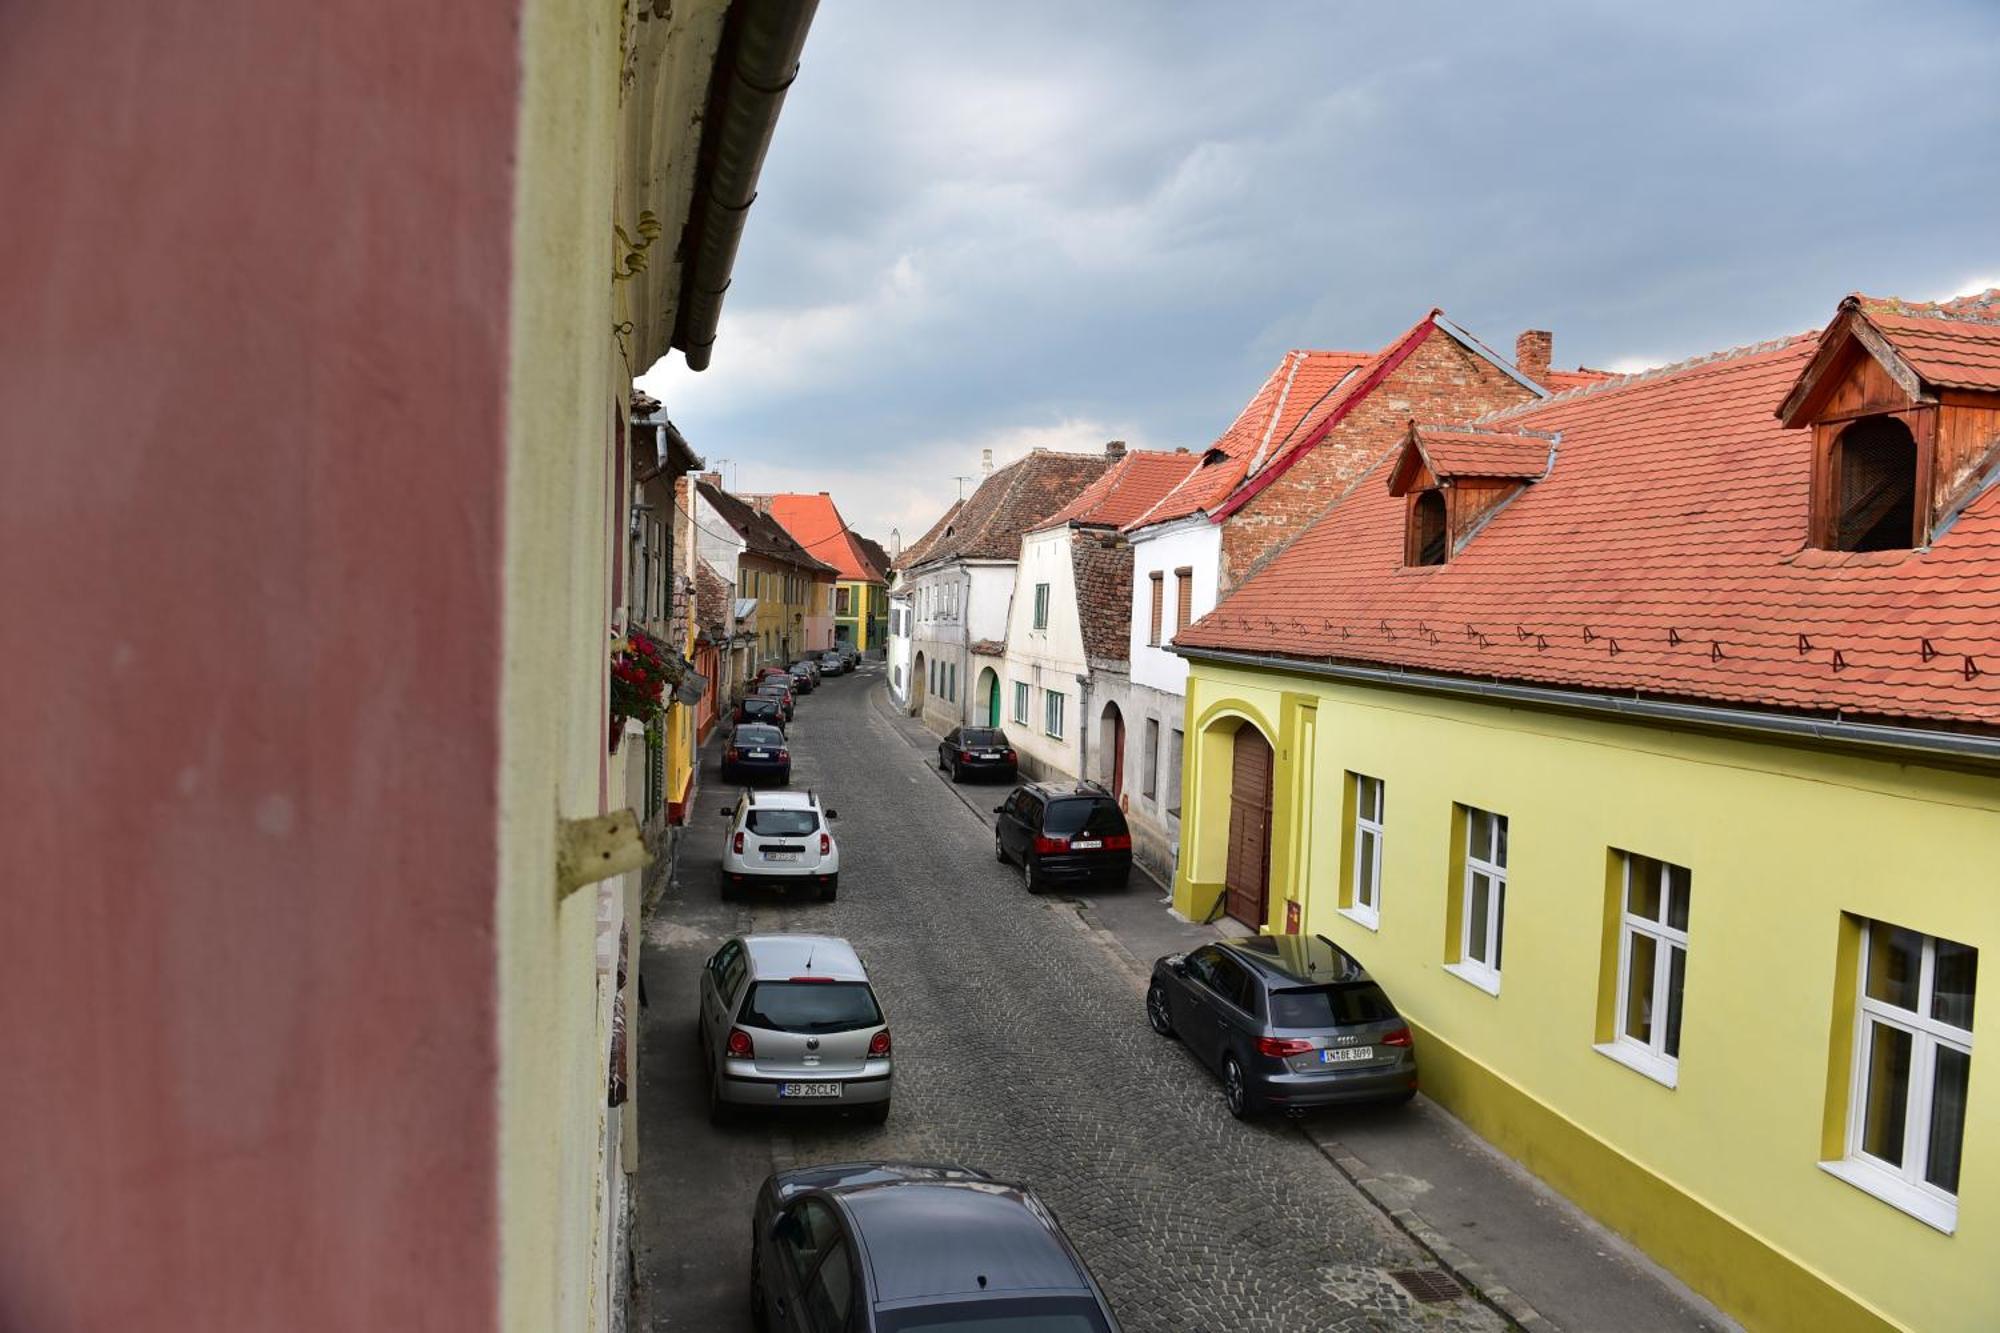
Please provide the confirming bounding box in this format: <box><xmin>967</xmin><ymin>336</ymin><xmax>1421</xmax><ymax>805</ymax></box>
<box><xmin>1388</xmin><ymin>1268</ymin><xmax>1464</xmax><ymax>1304</ymax></box>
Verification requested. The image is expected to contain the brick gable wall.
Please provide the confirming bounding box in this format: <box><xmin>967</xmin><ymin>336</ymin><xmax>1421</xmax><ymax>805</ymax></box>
<box><xmin>1219</xmin><ymin>334</ymin><xmax>1538</xmax><ymax>590</ymax></box>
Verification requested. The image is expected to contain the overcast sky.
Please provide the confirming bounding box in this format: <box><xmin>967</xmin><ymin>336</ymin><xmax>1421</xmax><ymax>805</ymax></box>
<box><xmin>639</xmin><ymin>0</ymin><xmax>2000</xmax><ymax>548</ymax></box>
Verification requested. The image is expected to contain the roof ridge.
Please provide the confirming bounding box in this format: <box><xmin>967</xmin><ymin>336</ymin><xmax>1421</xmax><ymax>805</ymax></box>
<box><xmin>1856</xmin><ymin>288</ymin><xmax>2000</xmax><ymax>327</ymax></box>
<box><xmin>1417</xmin><ymin>422</ymin><xmax>1559</xmax><ymax>442</ymax></box>
<box><xmin>1476</xmin><ymin>331</ymin><xmax>1818</xmax><ymax>423</ymax></box>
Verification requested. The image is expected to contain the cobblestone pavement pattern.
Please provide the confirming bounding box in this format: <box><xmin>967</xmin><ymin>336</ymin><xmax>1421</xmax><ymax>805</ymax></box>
<box><xmin>636</xmin><ymin>665</ymin><xmax>1506</xmax><ymax>1333</ymax></box>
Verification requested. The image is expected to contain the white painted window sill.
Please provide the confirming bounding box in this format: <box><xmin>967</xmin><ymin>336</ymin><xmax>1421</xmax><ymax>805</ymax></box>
<box><xmin>1593</xmin><ymin>1040</ymin><xmax>1678</xmax><ymax>1089</ymax></box>
<box><xmin>1336</xmin><ymin>905</ymin><xmax>1380</xmax><ymax>932</ymax></box>
<box><xmin>1443</xmin><ymin>961</ymin><xmax>1501</xmax><ymax>996</ymax></box>
<box><xmin>1818</xmin><ymin>1157</ymin><xmax>1958</xmax><ymax>1235</ymax></box>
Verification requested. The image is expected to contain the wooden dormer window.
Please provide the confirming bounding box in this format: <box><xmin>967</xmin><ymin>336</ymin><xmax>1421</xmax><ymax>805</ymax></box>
<box><xmin>1830</xmin><ymin>416</ymin><xmax>1918</xmax><ymax>551</ymax></box>
<box><xmin>1409</xmin><ymin>490</ymin><xmax>1447</xmax><ymax>566</ymax></box>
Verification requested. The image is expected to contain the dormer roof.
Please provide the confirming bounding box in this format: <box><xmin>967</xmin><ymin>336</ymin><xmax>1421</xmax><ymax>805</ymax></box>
<box><xmin>1778</xmin><ymin>289</ymin><xmax>2000</xmax><ymax>426</ymax></box>
<box><xmin>1386</xmin><ymin>425</ymin><xmax>1555</xmax><ymax>497</ymax></box>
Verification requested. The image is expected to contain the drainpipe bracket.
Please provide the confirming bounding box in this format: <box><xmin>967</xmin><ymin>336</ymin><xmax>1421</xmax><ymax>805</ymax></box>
<box><xmin>557</xmin><ymin>808</ymin><xmax>651</xmax><ymax>900</ymax></box>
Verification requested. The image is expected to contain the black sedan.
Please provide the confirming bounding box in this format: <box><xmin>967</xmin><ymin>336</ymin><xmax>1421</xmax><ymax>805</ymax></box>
<box><xmin>1147</xmin><ymin>934</ymin><xmax>1417</xmax><ymax>1119</ymax></box>
<box><xmin>721</xmin><ymin>723</ymin><xmax>790</xmax><ymax>785</ymax></box>
<box><xmin>733</xmin><ymin>695</ymin><xmax>787</xmax><ymax>730</ymax></box>
<box><xmin>751</xmin><ymin>1162</ymin><xmax>1121</xmax><ymax>1332</ymax></box>
<box><xmin>938</xmin><ymin>726</ymin><xmax>1017</xmax><ymax>782</ymax></box>
<box><xmin>787</xmin><ymin>661</ymin><xmax>818</xmax><ymax>693</ymax></box>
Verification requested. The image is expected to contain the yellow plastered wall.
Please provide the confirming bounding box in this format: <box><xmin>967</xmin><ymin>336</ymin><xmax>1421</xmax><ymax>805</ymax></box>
<box><xmin>499</xmin><ymin>0</ymin><xmax>622</xmax><ymax>1328</ymax></box>
<box><xmin>1176</xmin><ymin>660</ymin><xmax>2000</xmax><ymax>1333</ymax></box>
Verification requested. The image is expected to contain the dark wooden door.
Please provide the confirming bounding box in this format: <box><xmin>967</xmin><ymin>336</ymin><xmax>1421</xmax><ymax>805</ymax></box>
<box><xmin>1224</xmin><ymin>727</ymin><xmax>1273</xmax><ymax>928</ymax></box>
<box><xmin>1108</xmin><ymin>710</ymin><xmax>1125</xmax><ymax>798</ymax></box>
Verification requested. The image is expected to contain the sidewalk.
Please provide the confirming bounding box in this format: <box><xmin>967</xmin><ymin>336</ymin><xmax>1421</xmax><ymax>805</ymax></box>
<box><xmin>871</xmin><ymin>682</ymin><xmax>1737</xmax><ymax>1333</ymax></box>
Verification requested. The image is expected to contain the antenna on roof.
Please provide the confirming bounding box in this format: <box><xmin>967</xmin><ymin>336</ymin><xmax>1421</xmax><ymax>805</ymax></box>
<box><xmin>951</xmin><ymin>474</ymin><xmax>974</xmax><ymax>500</ymax></box>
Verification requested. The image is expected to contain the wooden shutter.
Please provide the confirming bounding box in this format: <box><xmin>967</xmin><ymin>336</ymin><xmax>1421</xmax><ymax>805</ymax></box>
<box><xmin>1149</xmin><ymin>572</ymin><xmax>1164</xmax><ymax>645</ymax></box>
<box><xmin>1224</xmin><ymin>727</ymin><xmax>1273</xmax><ymax>928</ymax></box>
<box><xmin>1174</xmin><ymin>568</ymin><xmax>1193</xmax><ymax>637</ymax></box>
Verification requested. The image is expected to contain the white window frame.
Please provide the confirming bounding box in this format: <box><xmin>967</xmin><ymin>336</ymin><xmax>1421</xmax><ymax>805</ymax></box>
<box><xmin>1012</xmin><ymin>681</ymin><xmax>1030</xmax><ymax>725</ymax></box>
<box><xmin>1595</xmin><ymin>853</ymin><xmax>1690</xmax><ymax>1088</ymax></box>
<box><xmin>1032</xmin><ymin>583</ymin><xmax>1050</xmax><ymax>631</ymax></box>
<box><xmin>1340</xmin><ymin>774</ymin><xmax>1384</xmax><ymax>931</ymax></box>
<box><xmin>1044</xmin><ymin>688</ymin><xmax>1065</xmax><ymax>740</ymax></box>
<box><xmin>1820</xmin><ymin>924</ymin><xmax>1975</xmax><ymax>1234</ymax></box>
<box><xmin>1445</xmin><ymin>807</ymin><xmax>1506</xmax><ymax>996</ymax></box>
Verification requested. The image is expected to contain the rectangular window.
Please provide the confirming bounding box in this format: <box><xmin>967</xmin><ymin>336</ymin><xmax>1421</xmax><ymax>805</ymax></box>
<box><xmin>1343</xmin><ymin>774</ymin><xmax>1385</xmax><ymax>929</ymax></box>
<box><xmin>947</xmin><ymin>662</ymin><xmax>956</xmax><ymax>702</ymax></box>
<box><xmin>1148</xmin><ymin>572</ymin><xmax>1164</xmax><ymax>646</ymax></box>
<box><xmin>1044</xmin><ymin>689</ymin><xmax>1065</xmax><ymax>739</ymax></box>
<box><xmin>1174</xmin><ymin>566</ymin><xmax>1193</xmax><ymax>637</ymax></box>
<box><xmin>1142</xmin><ymin>718</ymin><xmax>1160</xmax><ymax>798</ymax></box>
<box><xmin>1166</xmin><ymin>727</ymin><xmax>1184</xmax><ymax>816</ymax></box>
<box><xmin>1596</xmin><ymin>852</ymin><xmax>1691</xmax><ymax>1086</ymax></box>
<box><xmin>1823</xmin><ymin>922</ymin><xmax>1976</xmax><ymax>1232</ymax></box>
<box><xmin>1447</xmin><ymin>806</ymin><xmax>1507</xmax><ymax>995</ymax></box>
<box><xmin>1012</xmin><ymin>681</ymin><xmax>1030</xmax><ymax>725</ymax></box>
<box><xmin>836</xmin><ymin>586</ymin><xmax>849</xmax><ymax>615</ymax></box>
<box><xmin>1032</xmin><ymin>583</ymin><xmax>1050</xmax><ymax>630</ymax></box>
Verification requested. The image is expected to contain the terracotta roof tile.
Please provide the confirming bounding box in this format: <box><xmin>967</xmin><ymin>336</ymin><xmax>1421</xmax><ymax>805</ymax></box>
<box><xmin>1858</xmin><ymin>289</ymin><xmax>2000</xmax><ymax>392</ymax></box>
<box><xmin>695</xmin><ymin>559</ymin><xmax>732</xmax><ymax>636</ymax></box>
<box><xmin>1406</xmin><ymin>426</ymin><xmax>1555</xmax><ymax>484</ymax></box>
<box><xmin>697</xmin><ymin>482</ymin><xmax>840</xmax><ymax>574</ymax></box>
<box><xmin>1040</xmin><ymin>450</ymin><xmax>1204</xmax><ymax>530</ymax></box>
<box><xmin>908</xmin><ymin>451</ymin><xmax>1113</xmax><ymax>566</ymax></box>
<box><xmin>1543</xmin><ymin>367</ymin><xmax>1615</xmax><ymax>392</ymax></box>
<box><xmin>1179</xmin><ymin>326</ymin><xmax>2000</xmax><ymax>729</ymax></box>
<box><xmin>756</xmin><ymin>492</ymin><xmax>883</xmax><ymax>582</ymax></box>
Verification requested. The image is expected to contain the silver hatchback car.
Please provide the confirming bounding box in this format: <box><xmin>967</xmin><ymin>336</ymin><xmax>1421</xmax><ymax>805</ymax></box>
<box><xmin>698</xmin><ymin>934</ymin><xmax>892</xmax><ymax>1125</ymax></box>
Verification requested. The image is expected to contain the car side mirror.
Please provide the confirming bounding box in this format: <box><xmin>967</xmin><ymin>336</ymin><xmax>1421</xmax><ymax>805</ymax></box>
<box><xmin>992</xmin><ymin>805</ymin><xmax>1006</xmax><ymax>815</ymax></box>
<box><xmin>1169</xmin><ymin>957</ymin><xmax>1187</xmax><ymax>975</ymax></box>
<box><xmin>824</xmin><ymin>809</ymin><xmax>838</xmax><ymax>820</ymax></box>
<box><xmin>718</xmin><ymin>807</ymin><xmax>734</xmax><ymax>818</ymax></box>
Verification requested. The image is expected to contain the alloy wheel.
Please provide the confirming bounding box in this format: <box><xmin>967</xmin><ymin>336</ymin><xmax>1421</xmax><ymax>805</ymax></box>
<box><xmin>1223</xmin><ymin>1057</ymin><xmax>1248</xmax><ymax>1119</ymax></box>
<box><xmin>1147</xmin><ymin>986</ymin><xmax>1174</xmax><ymax>1037</ymax></box>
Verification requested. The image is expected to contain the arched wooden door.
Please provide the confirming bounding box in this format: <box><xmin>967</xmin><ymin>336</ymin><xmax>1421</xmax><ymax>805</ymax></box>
<box><xmin>1224</xmin><ymin>726</ymin><xmax>1273</xmax><ymax>928</ymax></box>
<box><xmin>1101</xmin><ymin>702</ymin><xmax>1125</xmax><ymax>799</ymax></box>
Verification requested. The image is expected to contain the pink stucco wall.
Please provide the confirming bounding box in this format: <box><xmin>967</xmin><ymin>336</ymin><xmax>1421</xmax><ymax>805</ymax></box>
<box><xmin>0</xmin><ymin>5</ymin><xmax>519</xmax><ymax>1328</ymax></box>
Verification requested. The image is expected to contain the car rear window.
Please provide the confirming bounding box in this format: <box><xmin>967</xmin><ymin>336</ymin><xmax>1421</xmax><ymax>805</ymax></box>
<box><xmin>1042</xmin><ymin>798</ymin><xmax>1126</xmax><ymax>838</ymax></box>
<box><xmin>735</xmin><ymin>726</ymin><xmax>783</xmax><ymax>746</ymax></box>
<box><xmin>961</xmin><ymin>728</ymin><xmax>1007</xmax><ymax>747</ymax></box>
<box><xmin>1269</xmin><ymin>984</ymin><xmax>1398</xmax><ymax>1029</ymax></box>
<box><xmin>745</xmin><ymin>809</ymin><xmax>818</xmax><ymax>836</ymax></box>
<box><xmin>739</xmin><ymin>981</ymin><xmax>881</xmax><ymax>1034</ymax></box>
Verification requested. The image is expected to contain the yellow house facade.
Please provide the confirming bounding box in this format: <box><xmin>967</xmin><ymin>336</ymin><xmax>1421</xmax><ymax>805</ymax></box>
<box><xmin>1168</xmin><ymin>295</ymin><xmax>2000</xmax><ymax>1333</ymax></box>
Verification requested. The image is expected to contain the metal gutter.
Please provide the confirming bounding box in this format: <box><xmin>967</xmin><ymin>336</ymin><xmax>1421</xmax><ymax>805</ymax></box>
<box><xmin>672</xmin><ymin>0</ymin><xmax>820</xmax><ymax>372</ymax></box>
<box><xmin>1175</xmin><ymin>645</ymin><xmax>2000</xmax><ymax>766</ymax></box>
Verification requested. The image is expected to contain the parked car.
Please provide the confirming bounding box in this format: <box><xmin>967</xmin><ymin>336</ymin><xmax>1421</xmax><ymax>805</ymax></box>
<box><xmin>817</xmin><ymin>651</ymin><xmax>845</xmax><ymax>676</ymax></box>
<box><xmin>838</xmin><ymin>642</ymin><xmax>860</xmax><ymax>668</ymax></box>
<box><xmin>992</xmin><ymin>781</ymin><xmax>1131</xmax><ymax>893</ymax></box>
<box><xmin>719</xmin><ymin>789</ymin><xmax>840</xmax><ymax>900</ymax></box>
<box><xmin>787</xmin><ymin>661</ymin><xmax>818</xmax><ymax>693</ymax></box>
<box><xmin>721</xmin><ymin>723</ymin><xmax>791</xmax><ymax>786</ymax></box>
<box><xmin>755</xmin><ymin>681</ymin><xmax>796</xmax><ymax>721</ymax></box>
<box><xmin>734</xmin><ymin>694</ymin><xmax>787</xmax><ymax>730</ymax></box>
<box><xmin>750</xmin><ymin>1162</ymin><xmax>1121</xmax><ymax>1332</ymax></box>
<box><xmin>698</xmin><ymin>933</ymin><xmax>888</xmax><ymax>1124</ymax></box>
<box><xmin>1146</xmin><ymin>934</ymin><xmax>1417</xmax><ymax>1120</ymax></box>
<box><xmin>938</xmin><ymin>726</ymin><xmax>1018</xmax><ymax>782</ymax></box>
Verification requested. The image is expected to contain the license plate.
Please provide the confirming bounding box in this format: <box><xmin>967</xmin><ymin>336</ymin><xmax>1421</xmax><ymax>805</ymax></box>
<box><xmin>748</xmin><ymin>750</ymin><xmax>770</xmax><ymax>759</ymax></box>
<box><xmin>1071</xmin><ymin>839</ymin><xmax>1102</xmax><ymax>850</ymax></box>
<box><xmin>1321</xmin><ymin>1046</ymin><xmax>1375</xmax><ymax>1064</ymax></box>
<box><xmin>979</xmin><ymin>752</ymin><xmax>1001</xmax><ymax>759</ymax></box>
<box><xmin>779</xmin><ymin>1082</ymin><xmax>842</xmax><ymax>1099</ymax></box>
<box><xmin>765</xmin><ymin>851</ymin><xmax>800</xmax><ymax>863</ymax></box>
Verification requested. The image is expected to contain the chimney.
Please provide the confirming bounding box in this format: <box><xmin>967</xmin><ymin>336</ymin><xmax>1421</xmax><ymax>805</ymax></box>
<box><xmin>698</xmin><ymin>471</ymin><xmax>723</xmax><ymax>489</ymax></box>
<box><xmin>1515</xmin><ymin>330</ymin><xmax>1553</xmax><ymax>384</ymax></box>
<box><xmin>980</xmin><ymin>448</ymin><xmax>994</xmax><ymax>474</ymax></box>
<box><xmin>1105</xmin><ymin>439</ymin><xmax>1127</xmax><ymax>459</ymax></box>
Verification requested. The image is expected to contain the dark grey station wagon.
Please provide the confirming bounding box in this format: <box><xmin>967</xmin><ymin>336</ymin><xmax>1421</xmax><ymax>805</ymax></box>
<box><xmin>1147</xmin><ymin>935</ymin><xmax>1417</xmax><ymax>1119</ymax></box>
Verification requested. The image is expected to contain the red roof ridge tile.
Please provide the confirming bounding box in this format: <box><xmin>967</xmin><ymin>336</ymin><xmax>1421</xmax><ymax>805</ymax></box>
<box><xmin>1854</xmin><ymin>287</ymin><xmax>2000</xmax><ymax>326</ymax></box>
<box><xmin>1476</xmin><ymin>331</ymin><xmax>1819</xmax><ymax>424</ymax></box>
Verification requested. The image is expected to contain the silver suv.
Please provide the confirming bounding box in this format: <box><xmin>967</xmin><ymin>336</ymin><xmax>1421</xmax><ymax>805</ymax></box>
<box><xmin>698</xmin><ymin>934</ymin><xmax>891</xmax><ymax>1124</ymax></box>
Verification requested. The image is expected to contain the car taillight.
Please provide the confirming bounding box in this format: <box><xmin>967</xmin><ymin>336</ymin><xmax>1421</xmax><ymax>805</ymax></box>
<box><xmin>1003</xmin><ymin>749</ymin><xmax>1017</xmax><ymax>762</ymax></box>
<box><xmin>959</xmin><ymin>750</ymin><xmax>973</xmax><ymax>761</ymax></box>
<box><xmin>726</xmin><ymin>1027</ymin><xmax>754</xmax><ymax>1058</ymax></box>
<box><xmin>777</xmin><ymin>749</ymin><xmax>789</xmax><ymax>761</ymax></box>
<box><xmin>819</xmin><ymin>832</ymin><xmax>831</xmax><ymax>855</ymax></box>
<box><xmin>725</xmin><ymin>747</ymin><xmax>741</xmax><ymax>761</ymax></box>
<box><xmin>1102</xmin><ymin>834</ymin><xmax>1133</xmax><ymax>851</ymax></box>
<box><xmin>1032</xmin><ymin>834</ymin><xmax>1068</xmax><ymax>855</ymax></box>
<box><xmin>1382</xmin><ymin>1027</ymin><xmax>1413</xmax><ymax>1048</ymax></box>
<box><xmin>732</xmin><ymin>832</ymin><xmax>744</xmax><ymax>854</ymax></box>
<box><xmin>867</xmin><ymin>1030</ymin><xmax>892</xmax><ymax>1058</ymax></box>
<box><xmin>1256</xmin><ymin>1036</ymin><xmax>1314</xmax><ymax>1058</ymax></box>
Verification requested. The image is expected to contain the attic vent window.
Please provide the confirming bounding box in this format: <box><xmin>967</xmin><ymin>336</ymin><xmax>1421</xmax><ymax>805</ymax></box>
<box><xmin>1409</xmin><ymin>490</ymin><xmax>1447</xmax><ymax>566</ymax></box>
<box><xmin>1829</xmin><ymin>416</ymin><xmax>1917</xmax><ymax>552</ymax></box>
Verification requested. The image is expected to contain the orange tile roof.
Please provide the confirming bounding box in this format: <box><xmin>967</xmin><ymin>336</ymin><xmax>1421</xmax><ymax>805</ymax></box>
<box><xmin>759</xmin><ymin>492</ymin><xmax>883</xmax><ymax>582</ymax></box>
<box><xmin>1127</xmin><ymin>348</ymin><xmax>1371</xmax><ymax>529</ymax></box>
<box><xmin>1039</xmin><ymin>449</ymin><xmax>1204</xmax><ymax>530</ymax></box>
<box><xmin>1402</xmin><ymin>426</ymin><xmax>1554</xmax><ymax>485</ymax></box>
<box><xmin>1179</xmin><ymin>323</ymin><xmax>2000</xmax><ymax>729</ymax></box>
<box><xmin>1544</xmin><ymin>367</ymin><xmax>1615</xmax><ymax>392</ymax></box>
<box><xmin>1857</xmin><ymin>289</ymin><xmax>2000</xmax><ymax>392</ymax></box>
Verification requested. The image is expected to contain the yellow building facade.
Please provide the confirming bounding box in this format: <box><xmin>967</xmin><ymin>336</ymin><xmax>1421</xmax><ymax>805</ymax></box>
<box><xmin>1172</xmin><ymin>659</ymin><xmax>1998</xmax><ymax>1332</ymax></box>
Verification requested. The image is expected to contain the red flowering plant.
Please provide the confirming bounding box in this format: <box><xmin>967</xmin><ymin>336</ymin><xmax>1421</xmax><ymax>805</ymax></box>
<box><xmin>609</xmin><ymin>624</ymin><xmax>679</xmax><ymax>749</ymax></box>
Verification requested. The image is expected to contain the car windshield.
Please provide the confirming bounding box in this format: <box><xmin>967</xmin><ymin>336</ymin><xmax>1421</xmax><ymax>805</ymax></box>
<box><xmin>960</xmin><ymin>729</ymin><xmax>1007</xmax><ymax>747</ymax></box>
<box><xmin>1268</xmin><ymin>984</ymin><xmax>1398</xmax><ymax>1029</ymax></box>
<box><xmin>738</xmin><ymin>981</ymin><xmax>881</xmax><ymax>1034</ymax></box>
<box><xmin>745</xmin><ymin>808</ymin><xmax>818</xmax><ymax>836</ymax></box>
<box><xmin>1042</xmin><ymin>799</ymin><xmax>1125</xmax><ymax>838</ymax></box>
<box><xmin>735</xmin><ymin>726</ymin><xmax>783</xmax><ymax>747</ymax></box>
<box><xmin>877</xmin><ymin>1296</ymin><xmax>1112</xmax><ymax>1333</ymax></box>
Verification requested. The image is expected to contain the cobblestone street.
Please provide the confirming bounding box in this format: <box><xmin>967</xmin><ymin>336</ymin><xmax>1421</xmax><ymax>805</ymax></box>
<box><xmin>634</xmin><ymin>667</ymin><xmax>1506</xmax><ymax>1332</ymax></box>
